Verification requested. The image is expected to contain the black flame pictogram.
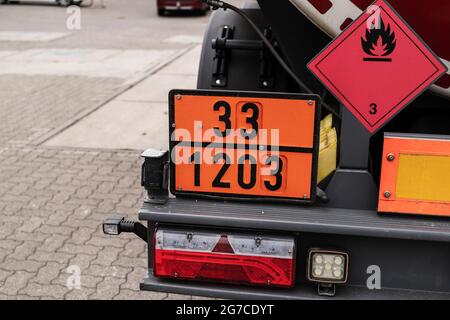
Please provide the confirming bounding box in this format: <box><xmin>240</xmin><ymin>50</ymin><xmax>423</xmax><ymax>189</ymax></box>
<box><xmin>362</xmin><ymin>17</ymin><xmax>396</xmax><ymax>59</ymax></box>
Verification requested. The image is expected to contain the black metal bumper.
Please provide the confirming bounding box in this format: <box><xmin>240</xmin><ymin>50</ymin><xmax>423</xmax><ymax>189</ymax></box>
<box><xmin>139</xmin><ymin>198</ymin><xmax>450</xmax><ymax>242</ymax></box>
<box><xmin>140</xmin><ymin>275</ymin><xmax>450</xmax><ymax>300</ymax></box>
<box><xmin>138</xmin><ymin>198</ymin><xmax>450</xmax><ymax>299</ymax></box>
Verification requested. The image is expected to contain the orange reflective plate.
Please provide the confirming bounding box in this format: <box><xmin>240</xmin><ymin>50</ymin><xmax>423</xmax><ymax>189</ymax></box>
<box><xmin>378</xmin><ymin>133</ymin><xmax>450</xmax><ymax>217</ymax></box>
<box><xmin>169</xmin><ymin>90</ymin><xmax>321</xmax><ymax>203</ymax></box>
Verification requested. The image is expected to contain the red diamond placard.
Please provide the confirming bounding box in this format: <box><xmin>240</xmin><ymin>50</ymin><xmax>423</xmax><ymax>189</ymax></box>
<box><xmin>308</xmin><ymin>0</ymin><xmax>448</xmax><ymax>133</ymax></box>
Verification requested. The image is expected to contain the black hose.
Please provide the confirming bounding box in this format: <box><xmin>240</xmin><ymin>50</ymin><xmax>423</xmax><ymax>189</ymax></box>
<box><xmin>203</xmin><ymin>0</ymin><xmax>341</xmax><ymax>119</ymax></box>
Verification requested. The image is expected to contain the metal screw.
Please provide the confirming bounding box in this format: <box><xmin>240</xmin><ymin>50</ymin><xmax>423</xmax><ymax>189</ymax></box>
<box><xmin>387</xmin><ymin>153</ymin><xmax>395</xmax><ymax>161</ymax></box>
<box><xmin>215</xmin><ymin>79</ymin><xmax>221</xmax><ymax>85</ymax></box>
<box><xmin>308</xmin><ymin>100</ymin><xmax>313</xmax><ymax>105</ymax></box>
<box><xmin>262</xmin><ymin>81</ymin><xmax>268</xmax><ymax>87</ymax></box>
<box><xmin>259</xmin><ymin>145</ymin><xmax>265</xmax><ymax>151</ymax></box>
<box><xmin>175</xmin><ymin>94</ymin><xmax>182</xmax><ymax>100</ymax></box>
<box><xmin>171</xmin><ymin>123</ymin><xmax>175</xmax><ymax>128</ymax></box>
<box><xmin>255</xmin><ymin>237</ymin><xmax>262</xmax><ymax>247</ymax></box>
<box><xmin>384</xmin><ymin>191</ymin><xmax>391</xmax><ymax>198</ymax></box>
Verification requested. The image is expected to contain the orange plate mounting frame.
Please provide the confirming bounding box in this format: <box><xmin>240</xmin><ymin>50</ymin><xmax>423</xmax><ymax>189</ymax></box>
<box><xmin>168</xmin><ymin>89</ymin><xmax>321</xmax><ymax>204</ymax></box>
<box><xmin>378</xmin><ymin>132</ymin><xmax>450</xmax><ymax>217</ymax></box>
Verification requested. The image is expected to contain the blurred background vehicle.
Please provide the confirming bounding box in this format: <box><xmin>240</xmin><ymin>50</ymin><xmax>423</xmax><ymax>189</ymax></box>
<box><xmin>0</xmin><ymin>0</ymin><xmax>84</xmax><ymax>6</ymax></box>
<box><xmin>157</xmin><ymin>0</ymin><xmax>209</xmax><ymax>16</ymax></box>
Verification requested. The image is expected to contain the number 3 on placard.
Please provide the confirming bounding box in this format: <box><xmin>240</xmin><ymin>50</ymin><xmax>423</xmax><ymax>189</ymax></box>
<box><xmin>369</xmin><ymin>103</ymin><xmax>378</xmax><ymax>115</ymax></box>
<box><xmin>213</xmin><ymin>101</ymin><xmax>260</xmax><ymax>138</ymax></box>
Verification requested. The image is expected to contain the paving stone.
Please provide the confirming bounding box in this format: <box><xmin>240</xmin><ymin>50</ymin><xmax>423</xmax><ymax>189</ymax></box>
<box><xmin>37</xmin><ymin>225</ymin><xmax>75</xmax><ymax>236</ymax></box>
<box><xmin>87</xmin><ymin>235</ymin><xmax>129</xmax><ymax>249</ymax></box>
<box><xmin>32</xmin><ymin>262</ymin><xmax>65</xmax><ymax>285</ymax></box>
<box><xmin>65</xmin><ymin>288</ymin><xmax>96</xmax><ymax>300</ymax></box>
<box><xmin>0</xmin><ymin>248</ymin><xmax>12</xmax><ymax>263</ymax></box>
<box><xmin>114</xmin><ymin>289</ymin><xmax>167</xmax><ymax>300</ymax></box>
<box><xmin>7</xmin><ymin>231</ymin><xmax>50</xmax><ymax>243</ymax></box>
<box><xmin>91</xmin><ymin>247</ymin><xmax>123</xmax><ymax>266</ymax></box>
<box><xmin>0</xmin><ymin>259</ymin><xmax>45</xmax><ymax>272</ymax></box>
<box><xmin>20</xmin><ymin>283</ymin><xmax>68</xmax><ymax>300</ymax></box>
<box><xmin>67</xmin><ymin>227</ymin><xmax>95</xmax><ymax>245</ymax></box>
<box><xmin>10</xmin><ymin>241</ymin><xmax>41</xmax><ymax>260</ymax></box>
<box><xmin>59</xmin><ymin>243</ymin><xmax>102</xmax><ymax>256</ymax></box>
<box><xmin>80</xmin><ymin>275</ymin><xmax>104</xmax><ymax>289</ymax></box>
<box><xmin>0</xmin><ymin>240</ymin><xmax>21</xmax><ymax>250</ymax></box>
<box><xmin>40</xmin><ymin>234</ymin><xmax>70</xmax><ymax>253</ymax></box>
<box><xmin>62</xmin><ymin>217</ymin><xmax>100</xmax><ymax>229</ymax></box>
<box><xmin>90</xmin><ymin>277</ymin><xmax>126</xmax><ymax>300</ymax></box>
<box><xmin>86</xmin><ymin>264</ymin><xmax>132</xmax><ymax>279</ymax></box>
<box><xmin>113</xmin><ymin>257</ymin><xmax>147</xmax><ymax>269</ymax></box>
<box><xmin>122</xmin><ymin>238</ymin><xmax>146</xmax><ymax>258</ymax></box>
<box><xmin>121</xmin><ymin>267</ymin><xmax>148</xmax><ymax>291</ymax></box>
<box><xmin>72</xmin><ymin>206</ymin><xmax>93</xmax><ymax>220</ymax></box>
<box><xmin>52</xmin><ymin>270</ymin><xmax>103</xmax><ymax>290</ymax></box>
<box><xmin>2</xmin><ymin>294</ymin><xmax>37</xmax><ymax>300</ymax></box>
<box><xmin>68</xmin><ymin>254</ymin><xmax>97</xmax><ymax>271</ymax></box>
<box><xmin>29</xmin><ymin>251</ymin><xmax>74</xmax><ymax>264</ymax></box>
<box><xmin>17</xmin><ymin>217</ymin><xmax>44</xmax><ymax>233</ymax></box>
<box><xmin>0</xmin><ymin>269</ymin><xmax>13</xmax><ymax>283</ymax></box>
<box><xmin>0</xmin><ymin>271</ymin><xmax>34</xmax><ymax>295</ymax></box>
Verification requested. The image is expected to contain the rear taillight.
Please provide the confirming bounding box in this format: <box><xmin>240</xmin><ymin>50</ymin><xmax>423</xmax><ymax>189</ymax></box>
<box><xmin>153</xmin><ymin>227</ymin><xmax>296</xmax><ymax>288</ymax></box>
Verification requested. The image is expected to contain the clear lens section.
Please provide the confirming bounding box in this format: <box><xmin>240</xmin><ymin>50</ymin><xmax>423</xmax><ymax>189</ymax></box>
<box><xmin>155</xmin><ymin>229</ymin><xmax>220</xmax><ymax>251</ymax></box>
<box><xmin>228</xmin><ymin>235</ymin><xmax>294</xmax><ymax>258</ymax></box>
<box><xmin>155</xmin><ymin>229</ymin><xmax>294</xmax><ymax>258</ymax></box>
<box><xmin>311</xmin><ymin>252</ymin><xmax>346</xmax><ymax>281</ymax></box>
<box><xmin>103</xmin><ymin>224</ymin><xmax>119</xmax><ymax>235</ymax></box>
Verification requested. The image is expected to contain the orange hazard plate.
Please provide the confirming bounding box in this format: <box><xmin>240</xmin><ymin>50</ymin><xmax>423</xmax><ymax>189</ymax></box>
<box><xmin>169</xmin><ymin>90</ymin><xmax>321</xmax><ymax>203</ymax></box>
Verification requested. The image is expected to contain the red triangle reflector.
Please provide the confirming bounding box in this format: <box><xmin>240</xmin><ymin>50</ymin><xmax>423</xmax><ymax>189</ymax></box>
<box><xmin>212</xmin><ymin>235</ymin><xmax>234</xmax><ymax>253</ymax></box>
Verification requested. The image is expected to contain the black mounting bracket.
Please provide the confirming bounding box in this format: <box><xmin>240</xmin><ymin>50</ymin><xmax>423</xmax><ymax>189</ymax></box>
<box><xmin>212</xmin><ymin>25</ymin><xmax>235</xmax><ymax>87</ymax></box>
<box><xmin>211</xmin><ymin>25</ymin><xmax>276</xmax><ymax>88</ymax></box>
<box><xmin>141</xmin><ymin>149</ymin><xmax>169</xmax><ymax>204</ymax></box>
<box><xmin>317</xmin><ymin>283</ymin><xmax>336</xmax><ymax>297</ymax></box>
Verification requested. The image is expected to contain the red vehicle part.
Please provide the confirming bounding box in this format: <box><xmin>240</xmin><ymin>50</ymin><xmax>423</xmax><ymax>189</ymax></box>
<box><xmin>153</xmin><ymin>227</ymin><xmax>296</xmax><ymax>288</ymax></box>
<box><xmin>157</xmin><ymin>0</ymin><xmax>208</xmax><ymax>15</ymax></box>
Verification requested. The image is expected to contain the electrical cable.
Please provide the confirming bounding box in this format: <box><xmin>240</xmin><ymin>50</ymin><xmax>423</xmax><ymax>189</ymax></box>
<box><xmin>202</xmin><ymin>0</ymin><xmax>341</xmax><ymax>119</ymax></box>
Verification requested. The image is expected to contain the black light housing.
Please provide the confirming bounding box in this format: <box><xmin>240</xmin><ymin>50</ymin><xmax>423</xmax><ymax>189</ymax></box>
<box><xmin>102</xmin><ymin>215</ymin><xmax>148</xmax><ymax>242</ymax></box>
<box><xmin>307</xmin><ymin>248</ymin><xmax>349</xmax><ymax>284</ymax></box>
<box><xmin>102</xmin><ymin>215</ymin><xmax>125</xmax><ymax>236</ymax></box>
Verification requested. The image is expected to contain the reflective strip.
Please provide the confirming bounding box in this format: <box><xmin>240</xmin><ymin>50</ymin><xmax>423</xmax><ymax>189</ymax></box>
<box><xmin>396</xmin><ymin>154</ymin><xmax>450</xmax><ymax>202</ymax></box>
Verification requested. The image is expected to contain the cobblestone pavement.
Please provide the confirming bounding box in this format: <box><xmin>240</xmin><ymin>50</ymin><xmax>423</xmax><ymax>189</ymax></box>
<box><xmin>0</xmin><ymin>0</ymin><xmax>228</xmax><ymax>299</ymax></box>
<box><xmin>0</xmin><ymin>76</ymin><xmax>198</xmax><ymax>299</ymax></box>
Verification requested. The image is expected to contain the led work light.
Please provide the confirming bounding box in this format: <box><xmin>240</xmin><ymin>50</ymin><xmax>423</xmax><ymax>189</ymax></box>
<box><xmin>307</xmin><ymin>249</ymin><xmax>348</xmax><ymax>284</ymax></box>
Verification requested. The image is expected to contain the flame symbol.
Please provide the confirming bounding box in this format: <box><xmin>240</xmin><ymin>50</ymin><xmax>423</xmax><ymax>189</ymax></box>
<box><xmin>361</xmin><ymin>18</ymin><xmax>396</xmax><ymax>57</ymax></box>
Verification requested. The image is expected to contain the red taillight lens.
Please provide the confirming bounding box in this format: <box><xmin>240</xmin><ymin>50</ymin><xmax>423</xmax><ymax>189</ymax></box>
<box><xmin>153</xmin><ymin>228</ymin><xmax>296</xmax><ymax>288</ymax></box>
